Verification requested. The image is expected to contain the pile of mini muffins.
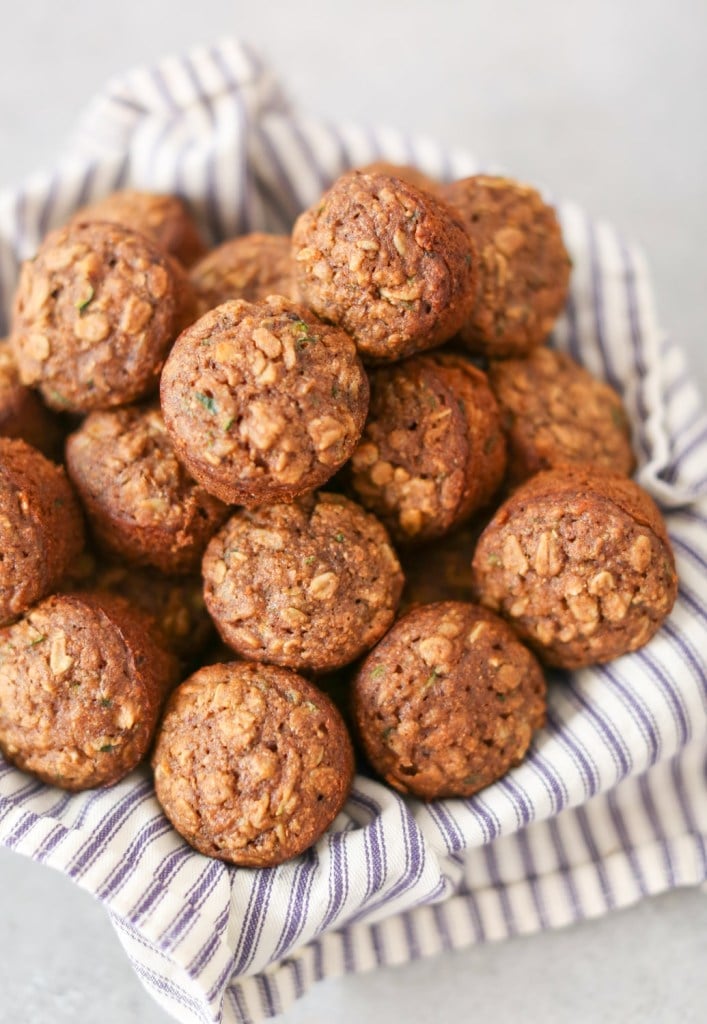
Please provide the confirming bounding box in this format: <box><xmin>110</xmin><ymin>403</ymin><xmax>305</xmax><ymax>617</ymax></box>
<box><xmin>0</xmin><ymin>166</ymin><xmax>678</xmax><ymax>867</ymax></box>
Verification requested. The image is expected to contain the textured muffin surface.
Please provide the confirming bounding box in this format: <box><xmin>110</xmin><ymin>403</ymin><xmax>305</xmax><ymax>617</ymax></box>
<box><xmin>160</xmin><ymin>296</ymin><xmax>369</xmax><ymax>504</ymax></box>
<box><xmin>353</xmin><ymin>601</ymin><xmax>546</xmax><ymax>799</ymax></box>
<box><xmin>153</xmin><ymin>661</ymin><xmax>354</xmax><ymax>866</ymax></box>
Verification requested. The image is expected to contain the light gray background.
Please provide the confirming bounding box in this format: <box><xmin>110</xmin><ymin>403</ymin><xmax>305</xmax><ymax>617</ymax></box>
<box><xmin>1</xmin><ymin>2</ymin><xmax>706</xmax><ymax>1022</ymax></box>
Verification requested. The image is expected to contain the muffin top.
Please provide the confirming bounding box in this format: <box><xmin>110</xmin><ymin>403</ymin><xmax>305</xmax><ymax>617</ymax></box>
<box><xmin>160</xmin><ymin>295</ymin><xmax>369</xmax><ymax>504</ymax></box>
<box><xmin>292</xmin><ymin>171</ymin><xmax>476</xmax><ymax>362</ymax></box>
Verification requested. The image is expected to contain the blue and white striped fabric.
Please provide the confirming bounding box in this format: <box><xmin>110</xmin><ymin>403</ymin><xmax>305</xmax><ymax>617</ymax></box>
<box><xmin>0</xmin><ymin>38</ymin><xmax>705</xmax><ymax>1024</ymax></box>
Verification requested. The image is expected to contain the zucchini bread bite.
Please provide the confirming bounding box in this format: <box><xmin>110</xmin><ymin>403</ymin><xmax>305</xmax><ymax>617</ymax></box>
<box><xmin>71</xmin><ymin>189</ymin><xmax>207</xmax><ymax>267</ymax></box>
<box><xmin>0</xmin><ymin>438</ymin><xmax>84</xmax><ymax>625</ymax></box>
<box><xmin>441</xmin><ymin>175</ymin><xmax>571</xmax><ymax>358</ymax></box>
<box><xmin>487</xmin><ymin>346</ymin><xmax>635</xmax><ymax>484</ymax></box>
<box><xmin>66</xmin><ymin>404</ymin><xmax>227</xmax><ymax>574</ymax></box>
<box><xmin>0</xmin><ymin>591</ymin><xmax>178</xmax><ymax>790</ymax></box>
<box><xmin>160</xmin><ymin>296</ymin><xmax>369</xmax><ymax>505</ymax></box>
<box><xmin>152</xmin><ymin>661</ymin><xmax>354</xmax><ymax>866</ymax></box>
<box><xmin>353</xmin><ymin>601</ymin><xmax>546</xmax><ymax>800</ymax></box>
<box><xmin>472</xmin><ymin>467</ymin><xmax>678</xmax><ymax>668</ymax></box>
<box><xmin>350</xmin><ymin>351</ymin><xmax>505</xmax><ymax>544</ymax></box>
<box><xmin>292</xmin><ymin>171</ymin><xmax>476</xmax><ymax>362</ymax></box>
<box><xmin>0</xmin><ymin>340</ymin><xmax>63</xmax><ymax>458</ymax></box>
<box><xmin>11</xmin><ymin>220</ymin><xmax>198</xmax><ymax>413</ymax></box>
<box><xmin>190</xmin><ymin>233</ymin><xmax>298</xmax><ymax>311</ymax></box>
<box><xmin>202</xmin><ymin>492</ymin><xmax>404</xmax><ymax>672</ymax></box>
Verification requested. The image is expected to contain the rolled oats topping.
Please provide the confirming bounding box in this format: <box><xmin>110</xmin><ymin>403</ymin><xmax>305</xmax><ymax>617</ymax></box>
<box><xmin>0</xmin><ymin>592</ymin><xmax>177</xmax><ymax>790</ymax></box>
<box><xmin>0</xmin><ymin>437</ymin><xmax>84</xmax><ymax>624</ymax></box>
<box><xmin>190</xmin><ymin>233</ymin><xmax>299</xmax><ymax>312</ymax></box>
<box><xmin>160</xmin><ymin>295</ymin><xmax>369</xmax><ymax>505</ymax></box>
<box><xmin>202</xmin><ymin>491</ymin><xmax>404</xmax><ymax>672</ymax></box>
<box><xmin>441</xmin><ymin>175</ymin><xmax>571</xmax><ymax>358</ymax></box>
<box><xmin>353</xmin><ymin>601</ymin><xmax>546</xmax><ymax>800</ymax></box>
<box><xmin>292</xmin><ymin>171</ymin><xmax>476</xmax><ymax>362</ymax></box>
<box><xmin>66</xmin><ymin>404</ymin><xmax>227</xmax><ymax>575</ymax></box>
<box><xmin>472</xmin><ymin>467</ymin><xmax>678</xmax><ymax>668</ymax></box>
<box><xmin>152</xmin><ymin>661</ymin><xmax>354</xmax><ymax>866</ymax></box>
<box><xmin>350</xmin><ymin>352</ymin><xmax>505</xmax><ymax>543</ymax></box>
<box><xmin>11</xmin><ymin>220</ymin><xmax>198</xmax><ymax>412</ymax></box>
<box><xmin>488</xmin><ymin>346</ymin><xmax>635</xmax><ymax>483</ymax></box>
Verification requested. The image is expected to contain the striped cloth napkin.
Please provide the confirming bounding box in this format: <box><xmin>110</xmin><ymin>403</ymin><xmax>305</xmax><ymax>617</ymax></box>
<box><xmin>1</xmin><ymin>37</ymin><xmax>706</xmax><ymax>1024</ymax></box>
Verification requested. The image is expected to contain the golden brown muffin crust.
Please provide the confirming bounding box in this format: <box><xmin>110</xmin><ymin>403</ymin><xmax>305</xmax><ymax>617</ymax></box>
<box><xmin>353</xmin><ymin>601</ymin><xmax>546</xmax><ymax>800</ymax></box>
<box><xmin>0</xmin><ymin>438</ymin><xmax>84</xmax><ymax>625</ymax></box>
<box><xmin>0</xmin><ymin>591</ymin><xmax>178</xmax><ymax>790</ymax></box>
<box><xmin>152</xmin><ymin>661</ymin><xmax>354</xmax><ymax>866</ymax></box>
<box><xmin>472</xmin><ymin>467</ymin><xmax>678</xmax><ymax>668</ymax></box>
<box><xmin>190</xmin><ymin>233</ymin><xmax>298</xmax><ymax>311</ymax></box>
<box><xmin>488</xmin><ymin>347</ymin><xmax>635</xmax><ymax>483</ymax></box>
<box><xmin>350</xmin><ymin>352</ymin><xmax>505</xmax><ymax>543</ymax></box>
<box><xmin>0</xmin><ymin>340</ymin><xmax>63</xmax><ymax>458</ymax></box>
<box><xmin>66</xmin><ymin>405</ymin><xmax>227</xmax><ymax>574</ymax></box>
<box><xmin>292</xmin><ymin>171</ymin><xmax>476</xmax><ymax>362</ymax></box>
<box><xmin>64</xmin><ymin>555</ymin><xmax>215</xmax><ymax>665</ymax></box>
<box><xmin>354</xmin><ymin>162</ymin><xmax>441</xmax><ymax>195</ymax></box>
<box><xmin>202</xmin><ymin>492</ymin><xmax>404</xmax><ymax>672</ymax></box>
<box><xmin>71</xmin><ymin>190</ymin><xmax>207</xmax><ymax>267</ymax></box>
<box><xmin>11</xmin><ymin>220</ymin><xmax>198</xmax><ymax>412</ymax></box>
<box><xmin>160</xmin><ymin>296</ymin><xmax>369</xmax><ymax>505</ymax></box>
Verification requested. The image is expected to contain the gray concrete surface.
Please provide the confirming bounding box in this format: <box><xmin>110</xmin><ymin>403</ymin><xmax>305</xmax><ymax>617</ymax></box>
<box><xmin>1</xmin><ymin>3</ymin><xmax>706</xmax><ymax>1022</ymax></box>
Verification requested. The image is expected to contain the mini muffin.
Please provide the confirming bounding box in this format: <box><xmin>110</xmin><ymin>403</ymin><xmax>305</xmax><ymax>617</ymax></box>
<box><xmin>190</xmin><ymin>233</ymin><xmax>298</xmax><ymax>311</ymax></box>
<box><xmin>71</xmin><ymin>190</ymin><xmax>207</xmax><ymax>267</ymax></box>
<box><xmin>11</xmin><ymin>221</ymin><xmax>198</xmax><ymax>413</ymax></box>
<box><xmin>487</xmin><ymin>347</ymin><xmax>635</xmax><ymax>484</ymax></box>
<box><xmin>0</xmin><ymin>340</ymin><xmax>63</xmax><ymax>458</ymax></box>
<box><xmin>86</xmin><ymin>561</ymin><xmax>214</xmax><ymax>663</ymax></box>
<box><xmin>160</xmin><ymin>296</ymin><xmax>369</xmax><ymax>505</ymax></box>
<box><xmin>350</xmin><ymin>352</ymin><xmax>505</xmax><ymax>543</ymax></box>
<box><xmin>399</xmin><ymin>520</ymin><xmax>482</xmax><ymax>612</ymax></box>
<box><xmin>472</xmin><ymin>467</ymin><xmax>678</xmax><ymax>668</ymax></box>
<box><xmin>292</xmin><ymin>171</ymin><xmax>476</xmax><ymax>362</ymax></box>
<box><xmin>441</xmin><ymin>175</ymin><xmax>571</xmax><ymax>357</ymax></box>
<box><xmin>0</xmin><ymin>438</ymin><xmax>84</xmax><ymax>625</ymax></box>
<box><xmin>202</xmin><ymin>492</ymin><xmax>404</xmax><ymax>672</ymax></box>
<box><xmin>353</xmin><ymin>601</ymin><xmax>546</xmax><ymax>800</ymax></box>
<box><xmin>355</xmin><ymin>162</ymin><xmax>441</xmax><ymax>195</ymax></box>
<box><xmin>0</xmin><ymin>591</ymin><xmax>178</xmax><ymax>790</ymax></box>
<box><xmin>66</xmin><ymin>404</ymin><xmax>227</xmax><ymax>574</ymax></box>
<box><xmin>152</xmin><ymin>661</ymin><xmax>354</xmax><ymax>866</ymax></box>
